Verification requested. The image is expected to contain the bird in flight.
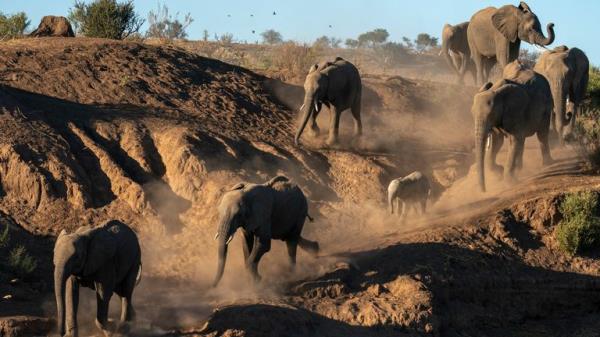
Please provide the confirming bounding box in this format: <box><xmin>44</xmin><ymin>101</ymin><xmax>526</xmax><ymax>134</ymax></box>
<box><xmin>273</xmin><ymin>11</ymin><xmax>277</xmax><ymax>15</ymax></box>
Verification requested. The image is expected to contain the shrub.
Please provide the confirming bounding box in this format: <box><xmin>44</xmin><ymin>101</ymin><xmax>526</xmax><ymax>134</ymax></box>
<box><xmin>0</xmin><ymin>12</ymin><xmax>30</xmax><ymax>39</ymax></box>
<box><xmin>261</xmin><ymin>29</ymin><xmax>283</xmax><ymax>45</ymax></box>
<box><xmin>219</xmin><ymin>33</ymin><xmax>234</xmax><ymax>45</ymax></box>
<box><xmin>68</xmin><ymin>0</ymin><xmax>144</xmax><ymax>39</ymax></box>
<box><xmin>146</xmin><ymin>2</ymin><xmax>193</xmax><ymax>40</ymax></box>
<box><xmin>271</xmin><ymin>41</ymin><xmax>319</xmax><ymax>81</ymax></box>
<box><xmin>376</xmin><ymin>42</ymin><xmax>412</xmax><ymax>68</ymax></box>
<box><xmin>555</xmin><ymin>190</ymin><xmax>600</xmax><ymax>255</ymax></box>
<box><xmin>8</xmin><ymin>245</ymin><xmax>37</xmax><ymax>277</ymax></box>
<box><xmin>357</xmin><ymin>28</ymin><xmax>389</xmax><ymax>48</ymax></box>
<box><xmin>345</xmin><ymin>38</ymin><xmax>359</xmax><ymax>48</ymax></box>
<box><xmin>587</xmin><ymin>66</ymin><xmax>600</xmax><ymax>109</ymax></box>
<box><xmin>0</xmin><ymin>225</ymin><xmax>9</xmax><ymax>248</ymax></box>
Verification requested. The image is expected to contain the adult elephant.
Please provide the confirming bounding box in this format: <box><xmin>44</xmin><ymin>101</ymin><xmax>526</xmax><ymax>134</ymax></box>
<box><xmin>473</xmin><ymin>60</ymin><xmax>553</xmax><ymax>192</ymax></box>
<box><xmin>467</xmin><ymin>1</ymin><xmax>555</xmax><ymax>85</ymax></box>
<box><xmin>212</xmin><ymin>175</ymin><xmax>319</xmax><ymax>287</ymax></box>
<box><xmin>54</xmin><ymin>220</ymin><xmax>141</xmax><ymax>337</ymax></box>
<box><xmin>295</xmin><ymin>57</ymin><xmax>362</xmax><ymax>146</ymax></box>
<box><xmin>442</xmin><ymin>22</ymin><xmax>475</xmax><ymax>84</ymax></box>
<box><xmin>534</xmin><ymin>45</ymin><xmax>589</xmax><ymax>143</ymax></box>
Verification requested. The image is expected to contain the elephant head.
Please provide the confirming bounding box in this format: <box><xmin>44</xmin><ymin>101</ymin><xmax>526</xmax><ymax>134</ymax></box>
<box><xmin>53</xmin><ymin>227</ymin><xmax>116</xmax><ymax>336</ymax></box>
<box><xmin>491</xmin><ymin>1</ymin><xmax>555</xmax><ymax>47</ymax></box>
<box><xmin>472</xmin><ymin>81</ymin><xmax>528</xmax><ymax>192</ymax></box>
<box><xmin>212</xmin><ymin>186</ymin><xmax>247</xmax><ymax>287</ymax></box>
<box><xmin>295</xmin><ymin>65</ymin><xmax>327</xmax><ymax>145</ymax></box>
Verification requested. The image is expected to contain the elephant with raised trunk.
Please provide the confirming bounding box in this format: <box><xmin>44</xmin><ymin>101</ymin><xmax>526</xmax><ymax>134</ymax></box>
<box><xmin>473</xmin><ymin>60</ymin><xmax>553</xmax><ymax>192</ymax></box>
<box><xmin>387</xmin><ymin>171</ymin><xmax>430</xmax><ymax>217</ymax></box>
<box><xmin>213</xmin><ymin>175</ymin><xmax>319</xmax><ymax>287</ymax></box>
<box><xmin>53</xmin><ymin>220</ymin><xmax>141</xmax><ymax>337</ymax></box>
<box><xmin>467</xmin><ymin>1</ymin><xmax>555</xmax><ymax>85</ymax></box>
<box><xmin>534</xmin><ymin>45</ymin><xmax>589</xmax><ymax>144</ymax></box>
<box><xmin>295</xmin><ymin>57</ymin><xmax>362</xmax><ymax>146</ymax></box>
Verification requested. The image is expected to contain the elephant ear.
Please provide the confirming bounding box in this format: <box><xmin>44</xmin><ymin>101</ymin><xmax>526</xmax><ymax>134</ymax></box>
<box><xmin>265</xmin><ymin>175</ymin><xmax>289</xmax><ymax>187</ymax></box>
<box><xmin>229</xmin><ymin>182</ymin><xmax>245</xmax><ymax>191</ymax></box>
<box><xmin>492</xmin><ymin>5</ymin><xmax>520</xmax><ymax>43</ymax></box>
<box><xmin>308</xmin><ymin>64</ymin><xmax>319</xmax><ymax>74</ymax></box>
<box><xmin>82</xmin><ymin>227</ymin><xmax>117</xmax><ymax>277</ymax></box>
<box><xmin>518</xmin><ymin>2</ymin><xmax>532</xmax><ymax>13</ymax></box>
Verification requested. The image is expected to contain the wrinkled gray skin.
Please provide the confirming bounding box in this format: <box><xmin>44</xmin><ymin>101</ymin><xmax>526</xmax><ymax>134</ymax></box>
<box><xmin>473</xmin><ymin>60</ymin><xmax>553</xmax><ymax>192</ymax></box>
<box><xmin>213</xmin><ymin>176</ymin><xmax>319</xmax><ymax>286</ymax></box>
<box><xmin>295</xmin><ymin>57</ymin><xmax>362</xmax><ymax>146</ymax></box>
<box><xmin>388</xmin><ymin>171</ymin><xmax>430</xmax><ymax>217</ymax></box>
<box><xmin>467</xmin><ymin>1</ymin><xmax>555</xmax><ymax>85</ymax></box>
<box><xmin>534</xmin><ymin>45</ymin><xmax>589</xmax><ymax>144</ymax></box>
<box><xmin>54</xmin><ymin>220</ymin><xmax>141</xmax><ymax>337</ymax></box>
<box><xmin>442</xmin><ymin>22</ymin><xmax>476</xmax><ymax>84</ymax></box>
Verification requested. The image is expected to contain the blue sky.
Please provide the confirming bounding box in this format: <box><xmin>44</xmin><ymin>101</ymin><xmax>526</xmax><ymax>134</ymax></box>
<box><xmin>2</xmin><ymin>1</ymin><xmax>598</xmax><ymax>64</ymax></box>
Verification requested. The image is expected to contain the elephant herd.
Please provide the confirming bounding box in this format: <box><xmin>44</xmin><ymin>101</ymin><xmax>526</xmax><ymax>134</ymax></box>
<box><xmin>50</xmin><ymin>2</ymin><xmax>591</xmax><ymax>336</ymax></box>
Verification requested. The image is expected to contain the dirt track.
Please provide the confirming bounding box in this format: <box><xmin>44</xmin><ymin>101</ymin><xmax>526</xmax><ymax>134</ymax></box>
<box><xmin>0</xmin><ymin>38</ymin><xmax>599</xmax><ymax>337</ymax></box>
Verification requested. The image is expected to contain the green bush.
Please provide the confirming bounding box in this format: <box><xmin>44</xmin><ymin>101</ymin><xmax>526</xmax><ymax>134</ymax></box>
<box><xmin>588</xmin><ymin>66</ymin><xmax>600</xmax><ymax>108</ymax></box>
<box><xmin>8</xmin><ymin>245</ymin><xmax>37</xmax><ymax>277</ymax></box>
<box><xmin>0</xmin><ymin>12</ymin><xmax>29</xmax><ymax>39</ymax></box>
<box><xmin>555</xmin><ymin>190</ymin><xmax>600</xmax><ymax>255</ymax></box>
<box><xmin>68</xmin><ymin>0</ymin><xmax>144</xmax><ymax>39</ymax></box>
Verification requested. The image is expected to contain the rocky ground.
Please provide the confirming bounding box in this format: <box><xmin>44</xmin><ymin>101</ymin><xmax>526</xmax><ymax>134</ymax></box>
<box><xmin>0</xmin><ymin>37</ymin><xmax>598</xmax><ymax>337</ymax></box>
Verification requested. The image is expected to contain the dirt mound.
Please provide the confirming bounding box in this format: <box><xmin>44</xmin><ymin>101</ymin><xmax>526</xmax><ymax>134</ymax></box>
<box><xmin>29</xmin><ymin>16</ymin><xmax>74</xmax><ymax>38</ymax></box>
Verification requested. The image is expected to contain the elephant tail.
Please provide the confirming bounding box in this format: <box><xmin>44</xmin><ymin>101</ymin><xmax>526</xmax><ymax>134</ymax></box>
<box><xmin>135</xmin><ymin>263</ymin><xmax>142</xmax><ymax>286</ymax></box>
<box><xmin>306</xmin><ymin>213</ymin><xmax>314</xmax><ymax>222</ymax></box>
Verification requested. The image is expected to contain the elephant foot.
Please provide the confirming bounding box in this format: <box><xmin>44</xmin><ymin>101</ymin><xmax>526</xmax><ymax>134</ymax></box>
<box><xmin>326</xmin><ymin>137</ymin><xmax>340</xmax><ymax>147</ymax></box>
<box><xmin>95</xmin><ymin>319</ymin><xmax>112</xmax><ymax>337</ymax></box>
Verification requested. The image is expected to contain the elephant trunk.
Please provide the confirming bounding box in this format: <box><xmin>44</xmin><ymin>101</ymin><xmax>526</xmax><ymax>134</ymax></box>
<box><xmin>535</xmin><ymin>23</ymin><xmax>555</xmax><ymax>46</ymax></box>
<box><xmin>441</xmin><ymin>27</ymin><xmax>459</xmax><ymax>77</ymax></box>
<box><xmin>295</xmin><ymin>94</ymin><xmax>316</xmax><ymax>146</ymax></box>
<box><xmin>212</xmin><ymin>215</ymin><xmax>233</xmax><ymax>287</ymax></box>
<box><xmin>54</xmin><ymin>263</ymin><xmax>68</xmax><ymax>336</ymax></box>
<box><xmin>475</xmin><ymin>120</ymin><xmax>488</xmax><ymax>192</ymax></box>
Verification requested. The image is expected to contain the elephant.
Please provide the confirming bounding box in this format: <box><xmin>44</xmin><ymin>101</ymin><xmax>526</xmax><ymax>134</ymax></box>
<box><xmin>442</xmin><ymin>22</ymin><xmax>475</xmax><ymax>84</ymax></box>
<box><xmin>295</xmin><ymin>57</ymin><xmax>362</xmax><ymax>146</ymax></box>
<box><xmin>467</xmin><ymin>1</ymin><xmax>555</xmax><ymax>85</ymax></box>
<box><xmin>387</xmin><ymin>171</ymin><xmax>430</xmax><ymax>217</ymax></box>
<box><xmin>534</xmin><ymin>45</ymin><xmax>589</xmax><ymax>143</ymax></box>
<box><xmin>53</xmin><ymin>220</ymin><xmax>142</xmax><ymax>337</ymax></box>
<box><xmin>213</xmin><ymin>175</ymin><xmax>319</xmax><ymax>286</ymax></box>
<box><xmin>473</xmin><ymin>60</ymin><xmax>553</xmax><ymax>192</ymax></box>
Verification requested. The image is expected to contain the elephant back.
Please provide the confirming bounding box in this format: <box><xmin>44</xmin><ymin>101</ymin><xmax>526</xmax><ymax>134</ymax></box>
<box><xmin>270</xmin><ymin>182</ymin><xmax>309</xmax><ymax>240</ymax></box>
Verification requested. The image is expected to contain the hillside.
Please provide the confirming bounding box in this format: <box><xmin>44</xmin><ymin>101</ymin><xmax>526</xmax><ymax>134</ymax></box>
<box><xmin>0</xmin><ymin>37</ymin><xmax>599</xmax><ymax>337</ymax></box>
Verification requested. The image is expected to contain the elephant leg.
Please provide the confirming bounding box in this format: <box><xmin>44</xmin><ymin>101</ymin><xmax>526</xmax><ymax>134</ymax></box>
<box><xmin>65</xmin><ymin>276</ymin><xmax>79</xmax><ymax>337</ymax></box>
<box><xmin>242</xmin><ymin>230</ymin><xmax>253</xmax><ymax>264</ymax></box>
<box><xmin>351</xmin><ymin>95</ymin><xmax>362</xmax><ymax>138</ymax></box>
<box><xmin>420</xmin><ymin>199</ymin><xmax>427</xmax><ymax>215</ymax></box>
<box><xmin>95</xmin><ymin>283</ymin><xmax>114</xmax><ymax>337</ymax></box>
<box><xmin>326</xmin><ymin>105</ymin><xmax>340</xmax><ymax>145</ymax></box>
<box><xmin>471</xmin><ymin>52</ymin><xmax>484</xmax><ymax>86</ymax></box>
<box><xmin>247</xmin><ymin>236</ymin><xmax>270</xmax><ymax>282</ymax></box>
<box><xmin>537</xmin><ymin>128</ymin><xmax>553</xmax><ymax>166</ymax></box>
<box><xmin>285</xmin><ymin>240</ymin><xmax>298</xmax><ymax>269</ymax></box>
<box><xmin>117</xmin><ymin>267</ymin><xmax>138</xmax><ymax>333</ymax></box>
<box><xmin>487</xmin><ymin>132</ymin><xmax>504</xmax><ymax>175</ymax></box>
<box><xmin>504</xmin><ymin>136</ymin><xmax>524</xmax><ymax>183</ymax></box>
<box><xmin>395</xmin><ymin>198</ymin><xmax>402</xmax><ymax>218</ymax></box>
<box><xmin>400</xmin><ymin>201</ymin><xmax>407</xmax><ymax>222</ymax></box>
<box><xmin>309</xmin><ymin>108</ymin><xmax>321</xmax><ymax>136</ymax></box>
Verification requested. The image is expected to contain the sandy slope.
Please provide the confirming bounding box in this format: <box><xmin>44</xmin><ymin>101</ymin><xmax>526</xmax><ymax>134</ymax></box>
<box><xmin>0</xmin><ymin>38</ymin><xmax>598</xmax><ymax>337</ymax></box>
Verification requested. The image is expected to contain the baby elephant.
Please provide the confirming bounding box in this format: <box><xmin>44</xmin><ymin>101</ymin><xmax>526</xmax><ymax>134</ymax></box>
<box><xmin>387</xmin><ymin>171</ymin><xmax>430</xmax><ymax>217</ymax></box>
<box><xmin>54</xmin><ymin>220</ymin><xmax>142</xmax><ymax>337</ymax></box>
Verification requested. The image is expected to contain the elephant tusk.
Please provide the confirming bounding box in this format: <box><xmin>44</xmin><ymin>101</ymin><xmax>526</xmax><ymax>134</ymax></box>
<box><xmin>226</xmin><ymin>235</ymin><xmax>234</xmax><ymax>245</ymax></box>
<box><xmin>299</xmin><ymin>103</ymin><xmax>305</xmax><ymax>111</ymax></box>
<box><xmin>314</xmin><ymin>101</ymin><xmax>319</xmax><ymax>112</ymax></box>
<box><xmin>214</xmin><ymin>233</ymin><xmax>219</xmax><ymax>240</ymax></box>
<box><xmin>486</xmin><ymin>134</ymin><xmax>492</xmax><ymax>150</ymax></box>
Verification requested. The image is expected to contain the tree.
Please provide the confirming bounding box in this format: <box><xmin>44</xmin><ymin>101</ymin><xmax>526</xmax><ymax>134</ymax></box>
<box><xmin>330</xmin><ymin>37</ymin><xmax>342</xmax><ymax>48</ymax></box>
<box><xmin>345</xmin><ymin>38</ymin><xmax>359</xmax><ymax>48</ymax></box>
<box><xmin>313</xmin><ymin>35</ymin><xmax>330</xmax><ymax>48</ymax></box>
<box><xmin>219</xmin><ymin>33</ymin><xmax>234</xmax><ymax>44</ymax></box>
<box><xmin>357</xmin><ymin>28</ymin><xmax>389</xmax><ymax>47</ymax></box>
<box><xmin>202</xmin><ymin>29</ymin><xmax>209</xmax><ymax>41</ymax></box>
<box><xmin>402</xmin><ymin>36</ymin><xmax>414</xmax><ymax>50</ymax></box>
<box><xmin>518</xmin><ymin>49</ymin><xmax>540</xmax><ymax>68</ymax></box>
<box><xmin>146</xmin><ymin>2</ymin><xmax>193</xmax><ymax>40</ymax></box>
<box><xmin>68</xmin><ymin>0</ymin><xmax>144</xmax><ymax>39</ymax></box>
<box><xmin>414</xmin><ymin>33</ymin><xmax>438</xmax><ymax>53</ymax></box>
<box><xmin>0</xmin><ymin>12</ymin><xmax>29</xmax><ymax>39</ymax></box>
<box><xmin>261</xmin><ymin>29</ymin><xmax>283</xmax><ymax>45</ymax></box>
